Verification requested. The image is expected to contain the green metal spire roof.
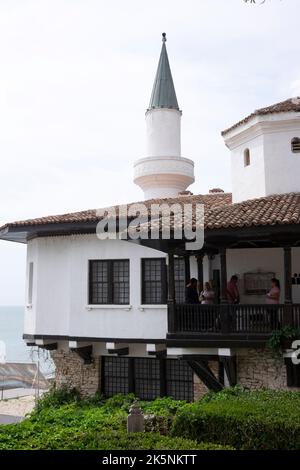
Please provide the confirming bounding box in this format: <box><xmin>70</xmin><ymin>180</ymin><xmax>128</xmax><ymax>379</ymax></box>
<box><xmin>148</xmin><ymin>33</ymin><xmax>179</xmax><ymax>111</ymax></box>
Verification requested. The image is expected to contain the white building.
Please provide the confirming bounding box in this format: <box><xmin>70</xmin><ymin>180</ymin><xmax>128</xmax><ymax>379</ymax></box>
<box><xmin>1</xmin><ymin>35</ymin><xmax>300</xmax><ymax>399</ymax></box>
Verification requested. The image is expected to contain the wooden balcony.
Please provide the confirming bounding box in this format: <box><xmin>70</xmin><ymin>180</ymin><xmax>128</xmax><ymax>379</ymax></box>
<box><xmin>167</xmin><ymin>303</ymin><xmax>300</xmax><ymax>348</ymax></box>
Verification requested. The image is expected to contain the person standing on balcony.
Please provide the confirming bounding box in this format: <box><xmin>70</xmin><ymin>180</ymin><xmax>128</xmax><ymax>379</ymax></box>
<box><xmin>185</xmin><ymin>278</ymin><xmax>200</xmax><ymax>304</ymax></box>
<box><xmin>266</xmin><ymin>278</ymin><xmax>281</xmax><ymax>304</ymax></box>
<box><xmin>226</xmin><ymin>275</ymin><xmax>240</xmax><ymax>304</ymax></box>
<box><xmin>200</xmin><ymin>282</ymin><xmax>215</xmax><ymax>305</ymax></box>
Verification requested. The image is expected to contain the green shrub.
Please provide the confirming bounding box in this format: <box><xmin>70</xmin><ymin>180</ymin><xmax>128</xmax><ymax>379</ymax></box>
<box><xmin>35</xmin><ymin>386</ymin><xmax>81</xmax><ymax>412</ymax></box>
<box><xmin>172</xmin><ymin>389</ymin><xmax>300</xmax><ymax>450</ymax></box>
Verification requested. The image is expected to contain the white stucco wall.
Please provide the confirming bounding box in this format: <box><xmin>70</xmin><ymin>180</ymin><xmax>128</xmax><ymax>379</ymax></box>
<box><xmin>24</xmin><ymin>235</ymin><xmax>168</xmax><ymax>340</ymax></box>
<box><xmin>230</xmin><ymin>134</ymin><xmax>266</xmax><ymax>203</ymax></box>
<box><xmin>223</xmin><ymin>112</ymin><xmax>300</xmax><ymax>203</ymax></box>
<box><xmin>145</xmin><ymin>108</ymin><xmax>181</xmax><ymax>157</ymax></box>
<box><xmin>226</xmin><ymin>247</ymin><xmax>300</xmax><ymax>304</ymax></box>
<box><xmin>264</xmin><ymin>129</ymin><xmax>300</xmax><ymax>195</ymax></box>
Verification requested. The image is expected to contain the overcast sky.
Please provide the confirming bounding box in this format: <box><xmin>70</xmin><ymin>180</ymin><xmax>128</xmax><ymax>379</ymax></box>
<box><xmin>0</xmin><ymin>0</ymin><xmax>299</xmax><ymax>305</ymax></box>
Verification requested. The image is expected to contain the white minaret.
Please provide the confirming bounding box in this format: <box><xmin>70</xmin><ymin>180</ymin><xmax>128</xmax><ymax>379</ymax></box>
<box><xmin>134</xmin><ymin>33</ymin><xmax>195</xmax><ymax>200</ymax></box>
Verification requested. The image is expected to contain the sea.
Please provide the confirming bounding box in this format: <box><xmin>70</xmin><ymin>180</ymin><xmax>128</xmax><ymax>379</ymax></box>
<box><xmin>0</xmin><ymin>306</ymin><xmax>54</xmax><ymax>376</ymax></box>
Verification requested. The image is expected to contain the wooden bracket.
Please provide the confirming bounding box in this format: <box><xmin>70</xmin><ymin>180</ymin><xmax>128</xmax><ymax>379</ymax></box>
<box><xmin>219</xmin><ymin>356</ymin><xmax>237</xmax><ymax>387</ymax></box>
<box><xmin>187</xmin><ymin>359</ymin><xmax>223</xmax><ymax>392</ymax></box>
<box><xmin>71</xmin><ymin>345</ymin><xmax>93</xmax><ymax>364</ymax></box>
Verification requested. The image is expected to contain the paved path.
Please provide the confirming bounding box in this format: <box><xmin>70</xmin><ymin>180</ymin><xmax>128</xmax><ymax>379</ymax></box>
<box><xmin>0</xmin><ymin>414</ymin><xmax>23</xmax><ymax>425</ymax></box>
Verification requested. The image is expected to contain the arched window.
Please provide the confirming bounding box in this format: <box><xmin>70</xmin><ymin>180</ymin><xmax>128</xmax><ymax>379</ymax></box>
<box><xmin>291</xmin><ymin>138</ymin><xmax>300</xmax><ymax>153</ymax></box>
<box><xmin>244</xmin><ymin>148</ymin><xmax>250</xmax><ymax>167</ymax></box>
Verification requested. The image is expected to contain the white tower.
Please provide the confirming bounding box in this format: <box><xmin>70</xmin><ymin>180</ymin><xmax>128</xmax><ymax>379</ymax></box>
<box><xmin>134</xmin><ymin>33</ymin><xmax>195</xmax><ymax>200</ymax></box>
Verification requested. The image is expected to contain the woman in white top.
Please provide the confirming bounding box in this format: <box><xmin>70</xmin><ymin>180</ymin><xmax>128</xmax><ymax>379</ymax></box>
<box><xmin>200</xmin><ymin>282</ymin><xmax>215</xmax><ymax>305</ymax></box>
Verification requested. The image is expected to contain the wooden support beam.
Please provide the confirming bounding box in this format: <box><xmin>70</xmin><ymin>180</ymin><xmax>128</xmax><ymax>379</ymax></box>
<box><xmin>284</xmin><ymin>246</ymin><xmax>292</xmax><ymax>304</ymax></box>
<box><xmin>71</xmin><ymin>345</ymin><xmax>93</xmax><ymax>364</ymax></box>
<box><xmin>219</xmin><ymin>248</ymin><xmax>228</xmax><ymax>304</ymax></box>
<box><xmin>41</xmin><ymin>343</ymin><xmax>58</xmax><ymax>351</ymax></box>
<box><xmin>196</xmin><ymin>254</ymin><xmax>204</xmax><ymax>292</ymax></box>
<box><xmin>107</xmin><ymin>347</ymin><xmax>129</xmax><ymax>356</ymax></box>
<box><xmin>184</xmin><ymin>255</ymin><xmax>191</xmax><ymax>284</ymax></box>
<box><xmin>168</xmin><ymin>253</ymin><xmax>176</xmax><ymax>303</ymax></box>
<box><xmin>219</xmin><ymin>356</ymin><xmax>237</xmax><ymax>387</ymax></box>
<box><xmin>187</xmin><ymin>359</ymin><xmax>223</xmax><ymax>392</ymax></box>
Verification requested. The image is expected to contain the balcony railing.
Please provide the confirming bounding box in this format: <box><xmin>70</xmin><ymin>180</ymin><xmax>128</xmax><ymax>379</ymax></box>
<box><xmin>168</xmin><ymin>303</ymin><xmax>300</xmax><ymax>337</ymax></box>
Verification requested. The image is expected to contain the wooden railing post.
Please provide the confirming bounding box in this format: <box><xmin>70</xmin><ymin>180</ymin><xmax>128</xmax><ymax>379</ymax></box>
<box><xmin>283</xmin><ymin>247</ymin><xmax>293</xmax><ymax>326</ymax></box>
<box><xmin>220</xmin><ymin>304</ymin><xmax>231</xmax><ymax>334</ymax></box>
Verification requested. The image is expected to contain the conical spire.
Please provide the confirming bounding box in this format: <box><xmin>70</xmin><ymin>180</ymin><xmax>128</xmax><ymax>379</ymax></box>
<box><xmin>148</xmin><ymin>33</ymin><xmax>179</xmax><ymax>111</ymax></box>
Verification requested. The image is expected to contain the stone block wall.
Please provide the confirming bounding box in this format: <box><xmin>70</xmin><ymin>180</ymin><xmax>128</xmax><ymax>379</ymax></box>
<box><xmin>236</xmin><ymin>348</ymin><xmax>288</xmax><ymax>390</ymax></box>
<box><xmin>51</xmin><ymin>350</ymin><xmax>101</xmax><ymax>397</ymax></box>
<box><xmin>193</xmin><ymin>349</ymin><xmax>298</xmax><ymax>401</ymax></box>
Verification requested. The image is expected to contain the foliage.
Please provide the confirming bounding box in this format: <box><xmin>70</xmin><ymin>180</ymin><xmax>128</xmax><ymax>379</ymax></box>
<box><xmin>172</xmin><ymin>388</ymin><xmax>300</xmax><ymax>450</ymax></box>
<box><xmin>267</xmin><ymin>326</ymin><xmax>300</xmax><ymax>355</ymax></box>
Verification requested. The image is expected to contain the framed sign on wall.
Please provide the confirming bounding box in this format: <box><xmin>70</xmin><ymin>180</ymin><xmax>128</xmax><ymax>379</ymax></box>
<box><xmin>244</xmin><ymin>271</ymin><xmax>275</xmax><ymax>296</ymax></box>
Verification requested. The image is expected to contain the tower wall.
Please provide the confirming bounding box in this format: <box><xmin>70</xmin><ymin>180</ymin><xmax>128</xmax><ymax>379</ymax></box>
<box><xmin>146</xmin><ymin>108</ymin><xmax>181</xmax><ymax>157</ymax></box>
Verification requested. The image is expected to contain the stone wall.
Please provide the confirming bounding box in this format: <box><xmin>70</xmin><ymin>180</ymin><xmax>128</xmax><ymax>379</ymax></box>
<box><xmin>193</xmin><ymin>349</ymin><xmax>297</xmax><ymax>401</ymax></box>
<box><xmin>50</xmin><ymin>350</ymin><xmax>101</xmax><ymax>397</ymax></box>
<box><xmin>236</xmin><ymin>348</ymin><xmax>288</xmax><ymax>390</ymax></box>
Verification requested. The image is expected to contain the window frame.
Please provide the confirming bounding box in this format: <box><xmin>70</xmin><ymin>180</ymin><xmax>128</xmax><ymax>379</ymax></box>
<box><xmin>88</xmin><ymin>259</ymin><xmax>130</xmax><ymax>305</ymax></box>
<box><xmin>291</xmin><ymin>137</ymin><xmax>300</xmax><ymax>153</ymax></box>
<box><xmin>28</xmin><ymin>262</ymin><xmax>34</xmax><ymax>305</ymax></box>
<box><xmin>244</xmin><ymin>148</ymin><xmax>250</xmax><ymax>167</ymax></box>
<box><xmin>141</xmin><ymin>258</ymin><xmax>167</xmax><ymax>305</ymax></box>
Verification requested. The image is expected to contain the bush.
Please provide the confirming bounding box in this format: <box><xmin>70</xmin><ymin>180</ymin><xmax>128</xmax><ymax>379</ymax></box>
<box><xmin>34</xmin><ymin>386</ymin><xmax>81</xmax><ymax>412</ymax></box>
<box><xmin>172</xmin><ymin>388</ymin><xmax>300</xmax><ymax>450</ymax></box>
<box><xmin>0</xmin><ymin>396</ymin><xmax>231</xmax><ymax>450</ymax></box>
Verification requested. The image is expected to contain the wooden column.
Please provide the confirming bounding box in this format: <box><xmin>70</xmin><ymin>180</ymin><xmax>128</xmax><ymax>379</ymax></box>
<box><xmin>196</xmin><ymin>254</ymin><xmax>204</xmax><ymax>292</ymax></box>
<box><xmin>184</xmin><ymin>255</ymin><xmax>191</xmax><ymax>284</ymax></box>
<box><xmin>284</xmin><ymin>246</ymin><xmax>292</xmax><ymax>304</ymax></box>
<box><xmin>167</xmin><ymin>253</ymin><xmax>176</xmax><ymax>333</ymax></box>
<box><xmin>220</xmin><ymin>248</ymin><xmax>228</xmax><ymax>304</ymax></box>
<box><xmin>168</xmin><ymin>253</ymin><xmax>176</xmax><ymax>303</ymax></box>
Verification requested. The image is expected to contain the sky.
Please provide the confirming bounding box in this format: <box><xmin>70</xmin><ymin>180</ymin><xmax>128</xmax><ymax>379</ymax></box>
<box><xmin>0</xmin><ymin>0</ymin><xmax>299</xmax><ymax>305</ymax></box>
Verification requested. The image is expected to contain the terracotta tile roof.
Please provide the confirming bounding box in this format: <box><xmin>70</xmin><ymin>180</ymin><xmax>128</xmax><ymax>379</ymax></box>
<box><xmin>137</xmin><ymin>193</ymin><xmax>300</xmax><ymax>235</ymax></box>
<box><xmin>203</xmin><ymin>192</ymin><xmax>300</xmax><ymax>230</ymax></box>
<box><xmin>2</xmin><ymin>192</ymin><xmax>300</xmax><ymax>239</ymax></box>
<box><xmin>0</xmin><ymin>192</ymin><xmax>232</xmax><ymax>231</ymax></box>
<box><xmin>222</xmin><ymin>97</ymin><xmax>300</xmax><ymax>136</ymax></box>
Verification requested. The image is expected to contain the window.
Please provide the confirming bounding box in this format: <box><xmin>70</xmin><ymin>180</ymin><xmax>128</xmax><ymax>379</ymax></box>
<box><xmin>142</xmin><ymin>258</ymin><xmax>167</xmax><ymax>304</ymax></box>
<box><xmin>135</xmin><ymin>358</ymin><xmax>161</xmax><ymax>400</ymax></box>
<box><xmin>291</xmin><ymin>137</ymin><xmax>300</xmax><ymax>153</ymax></box>
<box><xmin>89</xmin><ymin>260</ymin><xmax>129</xmax><ymax>305</ymax></box>
<box><xmin>166</xmin><ymin>360</ymin><xmax>194</xmax><ymax>401</ymax></box>
<box><xmin>103</xmin><ymin>357</ymin><xmax>129</xmax><ymax>396</ymax></box>
<box><xmin>102</xmin><ymin>356</ymin><xmax>194</xmax><ymax>401</ymax></box>
<box><xmin>174</xmin><ymin>257</ymin><xmax>186</xmax><ymax>303</ymax></box>
<box><xmin>28</xmin><ymin>262</ymin><xmax>34</xmax><ymax>304</ymax></box>
<box><xmin>244</xmin><ymin>148</ymin><xmax>250</xmax><ymax>167</ymax></box>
